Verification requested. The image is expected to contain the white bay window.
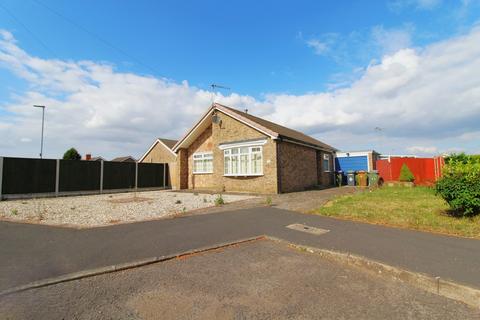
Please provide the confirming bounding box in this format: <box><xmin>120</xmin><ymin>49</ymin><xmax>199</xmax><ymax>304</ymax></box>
<box><xmin>224</xmin><ymin>146</ymin><xmax>263</xmax><ymax>176</ymax></box>
<box><xmin>193</xmin><ymin>152</ymin><xmax>213</xmax><ymax>174</ymax></box>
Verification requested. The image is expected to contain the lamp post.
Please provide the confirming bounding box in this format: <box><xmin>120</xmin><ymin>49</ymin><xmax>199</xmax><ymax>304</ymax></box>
<box><xmin>33</xmin><ymin>105</ymin><xmax>45</xmax><ymax>159</ymax></box>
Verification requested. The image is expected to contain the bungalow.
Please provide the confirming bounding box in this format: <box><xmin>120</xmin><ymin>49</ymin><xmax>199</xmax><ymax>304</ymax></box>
<box><xmin>139</xmin><ymin>138</ymin><xmax>178</xmax><ymax>187</ymax></box>
<box><xmin>111</xmin><ymin>156</ymin><xmax>137</xmax><ymax>162</ymax></box>
<box><xmin>140</xmin><ymin>103</ymin><xmax>337</xmax><ymax>194</ymax></box>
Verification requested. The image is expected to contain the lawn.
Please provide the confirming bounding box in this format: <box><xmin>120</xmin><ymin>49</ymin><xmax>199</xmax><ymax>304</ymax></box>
<box><xmin>313</xmin><ymin>186</ymin><xmax>480</xmax><ymax>239</ymax></box>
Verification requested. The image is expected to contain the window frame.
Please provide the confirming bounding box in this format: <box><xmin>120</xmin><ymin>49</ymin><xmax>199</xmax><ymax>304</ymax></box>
<box><xmin>224</xmin><ymin>145</ymin><xmax>263</xmax><ymax>177</ymax></box>
<box><xmin>323</xmin><ymin>153</ymin><xmax>331</xmax><ymax>172</ymax></box>
<box><xmin>192</xmin><ymin>151</ymin><xmax>213</xmax><ymax>174</ymax></box>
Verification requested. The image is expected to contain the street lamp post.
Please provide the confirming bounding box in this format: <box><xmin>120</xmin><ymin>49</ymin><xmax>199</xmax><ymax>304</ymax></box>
<box><xmin>33</xmin><ymin>105</ymin><xmax>46</xmax><ymax>159</ymax></box>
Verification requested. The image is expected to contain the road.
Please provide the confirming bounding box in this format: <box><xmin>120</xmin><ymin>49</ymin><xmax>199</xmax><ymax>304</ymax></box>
<box><xmin>1</xmin><ymin>206</ymin><xmax>479</xmax><ymax>292</ymax></box>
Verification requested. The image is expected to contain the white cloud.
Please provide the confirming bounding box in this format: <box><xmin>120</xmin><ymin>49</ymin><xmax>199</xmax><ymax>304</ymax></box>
<box><xmin>1</xmin><ymin>26</ymin><xmax>480</xmax><ymax>159</ymax></box>
<box><xmin>406</xmin><ymin>146</ymin><xmax>438</xmax><ymax>154</ymax></box>
<box><xmin>304</xmin><ymin>33</ymin><xmax>340</xmax><ymax>57</ymax></box>
<box><xmin>371</xmin><ymin>25</ymin><xmax>414</xmax><ymax>55</ymax></box>
<box><xmin>306</xmin><ymin>39</ymin><xmax>330</xmax><ymax>55</ymax></box>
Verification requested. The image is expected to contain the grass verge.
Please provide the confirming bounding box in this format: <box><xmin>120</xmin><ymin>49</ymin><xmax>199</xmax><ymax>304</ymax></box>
<box><xmin>313</xmin><ymin>186</ymin><xmax>480</xmax><ymax>239</ymax></box>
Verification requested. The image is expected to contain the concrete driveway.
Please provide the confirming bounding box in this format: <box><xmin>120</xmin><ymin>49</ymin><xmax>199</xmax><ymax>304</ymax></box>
<box><xmin>1</xmin><ymin>206</ymin><xmax>480</xmax><ymax>293</ymax></box>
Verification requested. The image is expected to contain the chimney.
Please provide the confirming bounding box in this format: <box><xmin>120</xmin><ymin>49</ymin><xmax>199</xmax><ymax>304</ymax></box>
<box><xmin>86</xmin><ymin>154</ymin><xmax>92</xmax><ymax>161</ymax></box>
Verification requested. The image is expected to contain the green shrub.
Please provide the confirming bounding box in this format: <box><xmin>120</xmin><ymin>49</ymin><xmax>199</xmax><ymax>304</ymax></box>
<box><xmin>435</xmin><ymin>156</ymin><xmax>480</xmax><ymax>216</ymax></box>
<box><xmin>265</xmin><ymin>196</ymin><xmax>273</xmax><ymax>206</ymax></box>
<box><xmin>399</xmin><ymin>164</ymin><xmax>415</xmax><ymax>182</ymax></box>
<box><xmin>214</xmin><ymin>194</ymin><xmax>225</xmax><ymax>206</ymax></box>
<box><xmin>336</xmin><ymin>173</ymin><xmax>343</xmax><ymax>187</ymax></box>
<box><xmin>445</xmin><ymin>153</ymin><xmax>480</xmax><ymax>165</ymax></box>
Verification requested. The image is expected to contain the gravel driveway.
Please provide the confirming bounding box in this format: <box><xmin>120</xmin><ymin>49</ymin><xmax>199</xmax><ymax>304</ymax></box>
<box><xmin>0</xmin><ymin>191</ymin><xmax>254</xmax><ymax>227</ymax></box>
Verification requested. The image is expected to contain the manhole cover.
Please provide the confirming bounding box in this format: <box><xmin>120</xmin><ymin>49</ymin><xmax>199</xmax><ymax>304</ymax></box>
<box><xmin>286</xmin><ymin>223</ymin><xmax>330</xmax><ymax>235</ymax></box>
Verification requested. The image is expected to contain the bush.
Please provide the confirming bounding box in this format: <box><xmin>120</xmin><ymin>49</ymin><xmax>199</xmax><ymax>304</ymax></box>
<box><xmin>265</xmin><ymin>196</ymin><xmax>273</xmax><ymax>206</ymax></box>
<box><xmin>63</xmin><ymin>148</ymin><xmax>81</xmax><ymax>160</ymax></box>
<box><xmin>399</xmin><ymin>164</ymin><xmax>415</xmax><ymax>182</ymax></box>
<box><xmin>435</xmin><ymin>155</ymin><xmax>480</xmax><ymax>216</ymax></box>
<box><xmin>336</xmin><ymin>173</ymin><xmax>343</xmax><ymax>187</ymax></box>
<box><xmin>214</xmin><ymin>194</ymin><xmax>224</xmax><ymax>206</ymax></box>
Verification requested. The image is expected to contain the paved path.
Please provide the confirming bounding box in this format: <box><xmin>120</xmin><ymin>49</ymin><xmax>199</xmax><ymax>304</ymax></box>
<box><xmin>1</xmin><ymin>206</ymin><xmax>479</xmax><ymax>292</ymax></box>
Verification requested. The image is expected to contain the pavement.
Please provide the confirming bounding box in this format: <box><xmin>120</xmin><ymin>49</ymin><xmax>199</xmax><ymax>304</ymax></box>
<box><xmin>2</xmin><ymin>239</ymin><xmax>479</xmax><ymax>320</ymax></box>
<box><xmin>1</xmin><ymin>205</ymin><xmax>480</xmax><ymax>293</ymax></box>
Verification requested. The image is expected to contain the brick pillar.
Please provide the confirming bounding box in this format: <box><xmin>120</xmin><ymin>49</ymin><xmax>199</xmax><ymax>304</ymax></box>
<box><xmin>177</xmin><ymin>148</ymin><xmax>189</xmax><ymax>189</ymax></box>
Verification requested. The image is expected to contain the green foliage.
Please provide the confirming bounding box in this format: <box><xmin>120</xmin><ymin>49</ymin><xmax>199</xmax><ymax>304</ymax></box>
<box><xmin>336</xmin><ymin>173</ymin><xmax>343</xmax><ymax>187</ymax></box>
<box><xmin>10</xmin><ymin>209</ymin><xmax>18</xmax><ymax>216</ymax></box>
<box><xmin>214</xmin><ymin>194</ymin><xmax>225</xmax><ymax>206</ymax></box>
<box><xmin>63</xmin><ymin>148</ymin><xmax>81</xmax><ymax>160</ymax></box>
<box><xmin>399</xmin><ymin>164</ymin><xmax>415</xmax><ymax>182</ymax></box>
<box><xmin>436</xmin><ymin>155</ymin><xmax>480</xmax><ymax>216</ymax></box>
<box><xmin>265</xmin><ymin>196</ymin><xmax>273</xmax><ymax>206</ymax></box>
<box><xmin>445</xmin><ymin>153</ymin><xmax>480</xmax><ymax>165</ymax></box>
<box><xmin>175</xmin><ymin>199</ymin><xmax>182</xmax><ymax>204</ymax></box>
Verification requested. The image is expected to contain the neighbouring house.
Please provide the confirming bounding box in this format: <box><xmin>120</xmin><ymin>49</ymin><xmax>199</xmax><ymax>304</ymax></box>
<box><xmin>140</xmin><ymin>103</ymin><xmax>336</xmax><ymax>194</ymax></box>
<box><xmin>139</xmin><ymin>138</ymin><xmax>178</xmax><ymax>188</ymax></box>
<box><xmin>335</xmin><ymin>150</ymin><xmax>381</xmax><ymax>174</ymax></box>
<box><xmin>85</xmin><ymin>154</ymin><xmax>105</xmax><ymax>161</ymax></box>
<box><xmin>111</xmin><ymin>156</ymin><xmax>137</xmax><ymax>162</ymax></box>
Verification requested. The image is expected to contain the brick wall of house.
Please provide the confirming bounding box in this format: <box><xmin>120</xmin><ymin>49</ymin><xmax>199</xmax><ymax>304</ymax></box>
<box><xmin>140</xmin><ymin>141</ymin><xmax>177</xmax><ymax>187</ymax></box>
<box><xmin>277</xmin><ymin>141</ymin><xmax>318</xmax><ymax>193</ymax></box>
<box><xmin>186</xmin><ymin>111</ymin><xmax>278</xmax><ymax>194</ymax></box>
<box><xmin>177</xmin><ymin>148</ymin><xmax>189</xmax><ymax>189</ymax></box>
<box><xmin>318</xmin><ymin>150</ymin><xmax>335</xmax><ymax>186</ymax></box>
<box><xmin>187</xmin><ymin>125</ymin><xmax>217</xmax><ymax>190</ymax></box>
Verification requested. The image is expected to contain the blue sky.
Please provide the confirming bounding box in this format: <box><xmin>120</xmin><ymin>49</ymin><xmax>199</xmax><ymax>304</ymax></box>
<box><xmin>0</xmin><ymin>0</ymin><xmax>480</xmax><ymax>158</ymax></box>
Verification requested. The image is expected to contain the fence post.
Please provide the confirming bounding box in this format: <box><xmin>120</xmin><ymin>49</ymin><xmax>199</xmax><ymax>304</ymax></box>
<box><xmin>135</xmin><ymin>162</ymin><xmax>138</xmax><ymax>191</ymax></box>
<box><xmin>0</xmin><ymin>157</ymin><xmax>3</xmax><ymax>200</ymax></box>
<box><xmin>55</xmin><ymin>159</ymin><xmax>60</xmax><ymax>196</ymax></box>
<box><xmin>163</xmin><ymin>163</ymin><xmax>166</xmax><ymax>188</ymax></box>
<box><xmin>100</xmin><ymin>160</ymin><xmax>104</xmax><ymax>194</ymax></box>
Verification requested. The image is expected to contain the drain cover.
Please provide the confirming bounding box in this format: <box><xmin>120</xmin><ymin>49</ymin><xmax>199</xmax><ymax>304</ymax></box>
<box><xmin>286</xmin><ymin>223</ymin><xmax>330</xmax><ymax>235</ymax></box>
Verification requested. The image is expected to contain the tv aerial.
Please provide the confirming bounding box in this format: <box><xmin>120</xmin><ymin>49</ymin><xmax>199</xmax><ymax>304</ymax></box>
<box><xmin>210</xmin><ymin>83</ymin><xmax>230</xmax><ymax>103</ymax></box>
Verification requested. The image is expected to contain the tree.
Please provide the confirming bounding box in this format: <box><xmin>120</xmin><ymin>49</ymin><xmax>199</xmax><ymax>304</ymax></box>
<box><xmin>63</xmin><ymin>148</ymin><xmax>81</xmax><ymax>160</ymax></box>
<box><xmin>399</xmin><ymin>163</ymin><xmax>415</xmax><ymax>182</ymax></box>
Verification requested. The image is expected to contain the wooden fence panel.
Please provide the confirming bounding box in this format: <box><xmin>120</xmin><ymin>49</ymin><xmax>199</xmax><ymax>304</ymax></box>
<box><xmin>2</xmin><ymin>157</ymin><xmax>56</xmax><ymax>194</ymax></box>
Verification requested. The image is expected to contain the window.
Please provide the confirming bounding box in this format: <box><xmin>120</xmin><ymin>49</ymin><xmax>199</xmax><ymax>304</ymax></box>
<box><xmin>193</xmin><ymin>152</ymin><xmax>213</xmax><ymax>174</ymax></box>
<box><xmin>323</xmin><ymin>154</ymin><xmax>331</xmax><ymax>172</ymax></box>
<box><xmin>224</xmin><ymin>146</ymin><xmax>263</xmax><ymax>176</ymax></box>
